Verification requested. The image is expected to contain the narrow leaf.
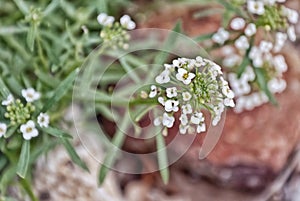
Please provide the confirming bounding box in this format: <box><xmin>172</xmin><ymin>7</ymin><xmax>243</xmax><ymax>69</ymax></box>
<box><xmin>40</xmin><ymin>68</ymin><xmax>79</xmax><ymax>113</ymax></box>
<box><xmin>42</xmin><ymin>126</ymin><xmax>73</xmax><ymax>139</ymax></box>
<box><xmin>20</xmin><ymin>178</ymin><xmax>38</xmax><ymax>201</ymax></box>
<box><xmin>98</xmin><ymin>116</ymin><xmax>130</xmax><ymax>184</ymax></box>
<box><xmin>27</xmin><ymin>23</ymin><xmax>37</xmax><ymax>52</ymax></box>
<box><xmin>194</xmin><ymin>33</ymin><xmax>214</xmax><ymax>42</ymax></box>
<box><xmin>120</xmin><ymin>57</ymin><xmax>141</xmax><ymax>83</ymax></box>
<box><xmin>156</xmin><ymin>132</ymin><xmax>169</xmax><ymax>184</ymax></box>
<box><xmin>254</xmin><ymin>68</ymin><xmax>278</xmax><ymax>105</ymax></box>
<box><xmin>17</xmin><ymin>141</ymin><xmax>30</xmax><ymax>178</ymax></box>
<box><xmin>60</xmin><ymin>138</ymin><xmax>89</xmax><ymax>171</ymax></box>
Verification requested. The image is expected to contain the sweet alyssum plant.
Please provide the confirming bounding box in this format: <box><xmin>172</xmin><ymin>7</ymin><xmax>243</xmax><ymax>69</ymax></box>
<box><xmin>197</xmin><ymin>0</ymin><xmax>298</xmax><ymax>112</ymax></box>
<box><xmin>0</xmin><ymin>0</ymin><xmax>297</xmax><ymax>199</ymax></box>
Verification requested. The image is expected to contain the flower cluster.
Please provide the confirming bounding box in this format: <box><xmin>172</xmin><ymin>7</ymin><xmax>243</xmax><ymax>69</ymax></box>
<box><xmin>150</xmin><ymin>57</ymin><xmax>235</xmax><ymax>136</ymax></box>
<box><xmin>97</xmin><ymin>13</ymin><xmax>136</xmax><ymax>49</ymax></box>
<box><xmin>211</xmin><ymin>0</ymin><xmax>298</xmax><ymax>112</ymax></box>
<box><xmin>1</xmin><ymin>88</ymin><xmax>50</xmax><ymax>140</ymax></box>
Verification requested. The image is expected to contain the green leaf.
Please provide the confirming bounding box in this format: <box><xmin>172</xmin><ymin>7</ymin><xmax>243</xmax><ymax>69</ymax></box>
<box><xmin>0</xmin><ymin>26</ymin><xmax>28</xmax><ymax>35</ymax></box>
<box><xmin>20</xmin><ymin>178</ymin><xmax>38</xmax><ymax>201</ymax></box>
<box><xmin>12</xmin><ymin>0</ymin><xmax>29</xmax><ymax>15</ymax></box>
<box><xmin>39</xmin><ymin>68</ymin><xmax>79</xmax><ymax>113</ymax></box>
<box><xmin>4</xmin><ymin>126</ymin><xmax>18</xmax><ymax>138</ymax></box>
<box><xmin>193</xmin><ymin>8</ymin><xmax>223</xmax><ymax>19</ymax></box>
<box><xmin>43</xmin><ymin>0</ymin><xmax>60</xmax><ymax>16</ymax></box>
<box><xmin>41</xmin><ymin>126</ymin><xmax>73</xmax><ymax>139</ymax></box>
<box><xmin>119</xmin><ymin>57</ymin><xmax>141</xmax><ymax>83</ymax></box>
<box><xmin>237</xmin><ymin>56</ymin><xmax>250</xmax><ymax>78</ymax></box>
<box><xmin>96</xmin><ymin>0</ymin><xmax>108</xmax><ymax>13</ymax></box>
<box><xmin>156</xmin><ymin>132</ymin><xmax>169</xmax><ymax>184</ymax></box>
<box><xmin>98</xmin><ymin>116</ymin><xmax>130</xmax><ymax>184</ymax></box>
<box><xmin>154</xmin><ymin>20</ymin><xmax>182</xmax><ymax>65</ymax></box>
<box><xmin>0</xmin><ymin>165</ymin><xmax>17</xmax><ymax>194</ymax></box>
<box><xmin>27</xmin><ymin>23</ymin><xmax>38</xmax><ymax>52</ymax></box>
<box><xmin>17</xmin><ymin>141</ymin><xmax>30</xmax><ymax>178</ymax></box>
<box><xmin>0</xmin><ymin>77</ymin><xmax>10</xmax><ymax>97</ymax></box>
<box><xmin>60</xmin><ymin>138</ymin><xmax>89</xmax><ymax>171</ymax></box>
<box><xmin>254</xmin><ymin>68</ymin><xmax>278</xmax><ymax>105</ymax></box>
<box><xmin>193</xmin><ymin>33</ymin><xmax>214</xmax><ymax>42</ymax></box>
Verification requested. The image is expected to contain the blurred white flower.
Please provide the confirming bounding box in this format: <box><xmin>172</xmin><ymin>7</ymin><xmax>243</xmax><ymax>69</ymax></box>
<box><xmin>247</xmin><ymin>0</ymin><xmax>265</xmax><ymax>15</ymax></box>
<box><xmin>179</xmin><ymin>124</ymin><xmax>189</xmax><ymax>134</ymax></box>
<box><xmin>230</xmin><ymin>17</ymin><xmax>246</xmax><ymax>30</ymax></box>
<box><xmin>273</xmin><ymin>55</ymin><xmax>288</xmax><ymax>74</ymax></box>
<box><xmin>37</xmin><ymin>113</ymin><xmax>50</xmax><ymax>128</ymax></box>
<box><xmin>223</xmin><ymin>54</ymin><xmax>241</xmax><ymax>68</ymax></box>
<box><xmin>235</xmin><ymin>35</ymin><xmax>249</xmax><ymax>50</ymax></box>
<box><xmin>2</xmin><ymin>94</ymin><xmax>14</xmax><ymax>106</ymax></box>
<box><xmin>263</xmin><ymin>0</ymin><xmax>276</xmax><ymax>5</ymax></box>
<box><xmin>20</xmin><ymin>120</ymin><xmax>39</xmax><ymax>140</ymax></box>
<box><xmin>287</xmin><ymin>26</ymin><xmax>296</xmax><ymax>42</ymax></box>
<box><xmin>120</xmin><ymin>15</ymin><xmax>136</xmax><ymax>30</ymax></box>
<box><xmin>273</xmin><ymin>32</ymin><xmax>287</xmax><ymax>52</ymax></box>
<box><xmin>244</xmin><ymin>23</ymin><xmax>257</xmax><ymax>37</ymax></box>
<box><xmin>212</xmin><ymin>28</ymin><xmax>230</xmax><ymax>45</ymax></box>
<box><xmin>259</xmin><ymin>40</ymin><xmax>273</xmax><ymax>53</ymax></box>
<box><xmin>268</xmin><ymin>78</ymin><xmax>287</xmax><ymax>93</ymax></box>
<box><xmin>22</xmin><ymin>88</ymin><xmax>40</xmax><ymax>103</ymax></box>
<box><xmin>97</xmin><ymin>13</ymin><xmax>115</xmax><ymax>26</ymax></box>
<box><xmin>197</xmin><ymin>123</ymin><xmax>206</xmax><ymax>133</ymax></box>
<box><xmin>0</xmin><ymin>123</ymin><xmax>7</xmax><ymax>138</ymax></box>
<box><xmin>282</xmin><ymin>7</ymin><xmax>299</xmax><ymax>24</ymax></box>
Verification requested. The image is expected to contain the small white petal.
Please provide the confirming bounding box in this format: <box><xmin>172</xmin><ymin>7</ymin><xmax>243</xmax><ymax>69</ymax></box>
<box><xmin>230</xmin><ymin>18</ymin><xmax>246</xmax><ymax>30</ymax></box>
<box><xmin>244</xmin><ymin>23</ymin><xmax>257</xmax><ymax>37</ymax></box>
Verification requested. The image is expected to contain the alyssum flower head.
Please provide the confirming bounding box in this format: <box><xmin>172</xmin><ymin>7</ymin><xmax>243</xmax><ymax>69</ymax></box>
<box><xmin>97</xmin><ymin>13</ymin><xmax>136</xmax><ymax>49</ymax></box>
<box><xmin>150</xmin><ymin>56</ymin><xmax>235</xmax><ymax>136</ymax></box>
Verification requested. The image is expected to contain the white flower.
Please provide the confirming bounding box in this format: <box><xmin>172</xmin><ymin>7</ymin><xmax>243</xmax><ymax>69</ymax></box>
<box><xmin>155</xmin><ymin>70</ymin><xmax>170</xmax><ymax>84</ymax></box>
<box><xmin>247</xmin><ymin>0</ymin><xmax>265</xmax><ymax>15</ymax></box>
<box><xmin>244</xmin><ymin>23</ymin><xmax>257</xmax><ymax>37</ymax></box>
<box><xmin>273</xmin><ymin>55</ymin><xmax>288</xmax><ymax>74</ymax></box>
<box><xmin>223</xmin><ymin>54</ymin><xmax>241</xmax><ymax>68</ymax></box>
<box><xmin>222</xmin><ymin>86</ymin><xmax>235</xmax><ymax>99</ymax></box>
<box><xmin>224</xmin><ymin>98</ymin><xmax>235</xmax><ymax>107</ymax></box>
<box><xmin>197</xmin><ymin>123</ymin><xmax>206</xmax><ymax>133</ymax></box>
<box><xmin>154</xmin><ymin>117</ymin><xmax>162</xmax><ymax>126</ymax></box>
<box><xmin>20</xmin><ymin>120</ymin><xmax>39</xmax><ymax>140</ymax></box>
<box><xmin>182</xmin><ymin>91</ymin><xmax>192</xmax><ymax>101</ymax></box>
<box><xmin>97</xmin><ymin>13</ymin><xmax>115</xmax><ymax>26</ymax></box>
<box><xmin>263</xmin><ymin>0</ymin><xmax>276</xmax><ymax>5</ymax></box>
<box><xmin>120</xmin><ymin>15</ymin><xmax>136</xmax><ymax>30</ymax></box>
<box><xmin>37</xmin><ymin>113</ymin><xmax>50</xmax><ymax>128</ymax></box>
<box><xmin>190</xmin><ymin>112</ymin><xmax>204</xmax><ymax>125</ymax></box>
<box><xmin>181</xmin><ymin>104</ymin><xmax>193</xmax><ymax>114</ymax></box>
<box><xmin>273</xmin><ymin>32</ymin><xmax>287</xmax><ymax>52</ymax></box>
<box><xmin>212</xmin><ymin>115</ymin><xmax>221</xmax><ymax>126</ymax></box>
<box><xmin>268</xmin><ymin>78</ymin><xmax>287</xmax><ymax>93</ymax></box>
<box><xmin>21</xmin><ymin>88</ymin><xmax>40</xmax><ymax>103</ymax></box>
<box><xmin>179</xmin><ymin>124</ymin><xmax>189</xmax><ymax>134</ymax></box>
<box><xmin>179</xmin><ymin>114</ymin><xmax>189</xmax><ymax>126</ymax></box>
<box><xmin>282</xmin><ymin>7</ymin><xmax>299</xmax><ymax>24</ymax></box>
<box><xmin>287</xmin><ymin>26</ymin><xmax>296</xmax><ymax>42</ymax></box>
<box><xmin>164</xmin><ymin>100</ymin><xmax>179</xmax><ymax>112</ymax></box>
<box><xmin>2</xmin><ymin>94</ymin><xmax>14</xmax><ymax>106</ymax></box>
<box><xmin>212</xmin><ymin>28</ymin><xmax>230</xmax><ymax>45</ymax></box>
<box><xmin>249</xmin><ymin>47</ymin><xmax>263</xmax><ymax>67</ymax></box>
<box><xmin>0</xmin><ymin>123</ymin><xmax>7</xmax><ymax>138</ymax></box>
<box><xmin>276</xmin><ymin>0</ymin><xmax>286</xmax><ymax>2</ymax></box>
<box><xmin>175</xmin><ymin>68</ymin><xmax>195</xmax><ymax>85</ymax></box>
<box><xmin>162</xmin><ymin>113</ymin><xmax>175</xmax><ymax>128</ymax></box>
<box><xmin>158</xmin><ymin>97</ymin><xmax>165</xmax><ymax>106</ymax></box>
<box><xmin>166</xmin><ymin>87</ymin><xmax>177</xmax><ymax>98</ymax></box>
<box><xmin>149</xmin><ymin>85</ymin><xmax>158</xmax><ymax>98</ymax></box>
<box><xmin>259</xmin><ymin>40</ymin><xmax>273</xmax><ymax>53</ymax></box>
<box><xmin>243</xmin><ymin>66</ymin><xmax>256</xmax><ymax>81</ymax></box>
<box><xmin>235</xmin><ymin>35</ymin><xmax>249</xmax><ymax>50</ymax></box>
<box><xmin>230</xmin><ymin>17</ymin><xmax>246</xmax><ymax>30</ymax></box>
